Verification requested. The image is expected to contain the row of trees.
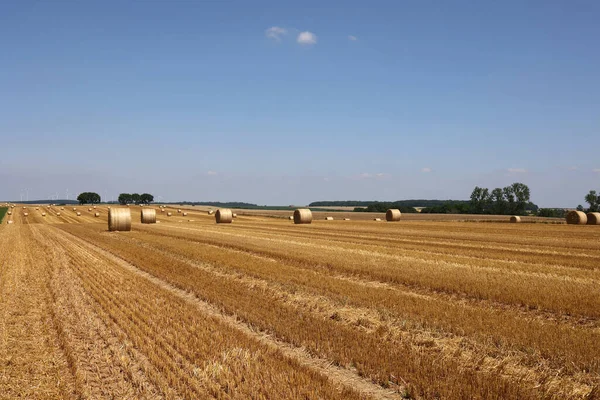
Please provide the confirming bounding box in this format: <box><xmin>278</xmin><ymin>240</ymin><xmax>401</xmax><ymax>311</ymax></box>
<box><xmin>118</xmin><ymin>193</ymin><xmax>154</xmax><ymax>205</ymax></box>
<box><xmin>77</xmin><ymin>192</ymin><xmax>101</xmax><ymax>205</ymax></box>
<box><xmin>580</xmin><ymin>190</ymin><xmax>600</xmax><ymax>212</ymax></box>
<box><xmin>468</xmin><ymin>182</ymin><xmax>534</xmax><ymax>215</ymax></box>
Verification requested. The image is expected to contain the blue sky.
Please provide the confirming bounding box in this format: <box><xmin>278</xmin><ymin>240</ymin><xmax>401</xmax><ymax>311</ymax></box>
<box><xmin>1</xmin><ymin>1</ymin><xmax>598</xmax><ymax>206</ymax></box>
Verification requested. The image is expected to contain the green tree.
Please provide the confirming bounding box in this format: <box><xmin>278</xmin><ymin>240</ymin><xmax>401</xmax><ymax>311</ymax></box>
<box><xmin>131</xmin><ymin>193</ymin><xmax>141</xmax><ymax>205</ymax></box>
<box><xmin>584</xmin><ymin>190</ymin><xmax>599</xmax><ymax>212</ymax></box>
<box><xmin>469</xmin><ymin>186</ymin><xmax>490</xmax><ymax>214</ymax></box>
<box><xmin>118</xmin><ymin>193</ymin><xmax>133</xmax><ymax>205</ymax></box>
<box><xmin>577</xmin><ymin>204</ymin><xmax>584</xmax><ymax>212</ymax></box>
<box><xmin>511</xmin><ymin>182</ymin><xmax>531</xmax><ymax>215</ymax></box>
<box><xmin>77</xmin><ymin>192</ymin><xmax>101</xmax><ymax>205</ymax></box>
<box><xmin>490</xmin><ymin>188</ymin><xmax>506</xmax><ymax>214</ymax></box>
<box><xmin>140</xmin><ymin>193</ymin><xmax>154</xmax><ymax>205</ymax></box>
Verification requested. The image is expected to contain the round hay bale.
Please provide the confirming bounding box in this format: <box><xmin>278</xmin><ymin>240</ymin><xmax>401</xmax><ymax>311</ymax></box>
<box><xmin>141</xmin><ymin>208</ymin><xmax>157</xmax><ymax>224</ymax></box>
<box><xmin>73</xmin><ymin>208</ymin><xmax>77</xmax><ymax>211</ymax></box>
<box><xmin>510</xmin><ymin>216</ymin><xmax>521</xmax><ymax>223</ymax></box>
<box><xmin>93</xmin><ymin>206</ymin><xmax>97</xmax><ymax>209</ymax></box>
<box><xmin>41</xmin><ymin>213</ymin><xmax>46</xmax><ymax>217</ymax></box>
<box><xmin>76</xmin><ymin>212</ymin><xmax>81</xmax><ymax>216</ymax></box>
<box><xmin>7</xmin><ymin>220</ymin><xmax>14</xmax><ymax>224</ymax></box>
<box><xmin>35</xmin><ymin>207</ymin><xmax>39</xmax><ymax>210</ymax></box>
<box><xmin>94</xmin><ymin>212</ymin><xmax>100</xmax><ymax>217</ymax></box>
<box><xmin>343</xmin><ymin>218</ymin><xmax>350</xmax><ymax>221</ymax></box>
<box><xmin>208</xmin><ymin>210</ymin><xmax>214</xmax><ymax>215</ymax></box>
<box><xmin>586</xmin><ymin>212</ymin><xmax>600</xmax><ymax>225</ymax></box>
<box><xmin>107</xmin><ymin>206</ymin><xmax>111</xmax><ymax>209</ymax></box>
<box><xmin>386</xmin><ymin>209</ymin><xmax>401</xmax><ymax>222</ymax></box>
<box><xmin>325</xmin><ymin>216</ymin><xmax>334</xmax><ymax>221</ymax></box>
<box><xmin>232</xmin><ymin>213</ymin><xmax>237</xmax><ymax>218</ymax></box>
<box><xmin>215</xmin><ymin>209</ymin><xmax>233</xmax><ymax>224</ymax></box>
<box><xmin>108</xmin><ymin>208</ymin><xmax>131</xmax><ymax>232</ymax></box>
<box><xmin>182</xmin><ymin>212</ymin><xmax>188</xmax><ymax>216</ymax></box>
<box><xmin>177</xmin><ymin>209</ymin><xmax>181</xmax><ymax>213</ymax></box>
<box><xmin>60</xmin><ymin>207</ymin><xmax>64</xmax><ymax>210</ymax></box>
<box><xmin>288</xmin><ymin>216</ymin><xmax>294</xmax><ymax>220</ymax></box>
<box><xmin>23</xmin><ymin>212</ymin><xmax>29</xmax><ymax>216</ymax></box>
<box><xmin>7</xmin><ymin>211</ymin><xmax>12</xmax><ymax>215</ymax></box>
<box><xmin>293</xmin><ymin>209</ymin><xmax>312</xmax><ymax>224</ymax></box>
<box><xmin>88</xmin><ymin>208</ymin><xmax>92</xmax><ymax>212</ymax></box>
<box><xmin>161</xmin><ymin>209</ymin><xmax>165</xmax><ymax>212</ymax></box>
<box><xmin>566</xmin><ymin>210</ymin><xmax>587</xmax><ymax>225</ymax></box>
<box><xmin>167</xmin><ymin>212</ymin><xmax>172</xmax><ymax>217</ymax></box>
<box><xmin>373</xmin><ymin>218</ymin><xmax>382</xmax><ymax>221</ymax></box>
<box><xmin>56</xmin><ymin>213</ymin><xmax>61</xmax><ymax>216</ymax></box>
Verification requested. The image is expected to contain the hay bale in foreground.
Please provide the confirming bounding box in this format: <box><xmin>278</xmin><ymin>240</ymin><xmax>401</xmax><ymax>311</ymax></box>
<box><xmin>586</xmin><ymin>212</ymin><xmax>600</xmax><ymax>225</ymax></box>
<box><xmin>141</xmin><ymin>208</ymin><xmax>157</xmax><ymax>224</ymax></box>
<box><xmin>108</xmin><ymin>208</ymin><xmax>131</xmax><ymax>232</ymax></box>
<box><xmin>386</xmin><ymin>209</ymin><xmax>401</xmax><ymax>222</ymax></box>
<box><xmin>566</xmin><ymin>210</ymin><xmax>587</xmax><ymax>225</ymax></box>
<box><xmin>294</xmin><ymin>209</ymin><xmax>312</xmax><ymax>224</ymax></box>
<box><xmin>510</xmin><ymin>216</ymin><xmax>521</xmax><ymax>223</ymax></box>
<box><xmin>325</xmin><ymin>216</ymin><xmax>334</xmax><ymax>221</ymax></box>
<box><xmin>215</xmin><ymin>209</ymin><xmax>233</xmax><ymax>224</ymax></box>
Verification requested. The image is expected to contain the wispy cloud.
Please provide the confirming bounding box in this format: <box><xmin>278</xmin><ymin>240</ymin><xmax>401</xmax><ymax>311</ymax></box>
<box><xmin>206</xmin><ymin>170</ymin><xmax>218</xmax><ymax>176</ymax></box>
<box><xmin>568</xmin><ymin>166</ymin><xmax>579</xmax><ymax>171</ymax></box>
<box><xmin>507</xmin><ymin>168</ymin><xmax>527</xmax><ymax>174</ymax></box>
<box><xmin>348</xmin><ymin>35</ymin><xmax>358</xmax><ymax>41</ymax></box>
<box><xmin>297</xmin><ymin>31</ymin><xmax>317</xmax><ymax>45</ymax></box>
<box><xmin>593</xmin><ymin>168</ymin><xmax>600</xmax><ymax>173</ymax></box>
<box><xmin>265</xmin><ymin>26</ymin><xmax>287</xmax><ymax>41</ymax></box>
<box><xmin>421</xmin><ymin>167</ymin><xmax>432</xmax><ymax>173</ymax></box>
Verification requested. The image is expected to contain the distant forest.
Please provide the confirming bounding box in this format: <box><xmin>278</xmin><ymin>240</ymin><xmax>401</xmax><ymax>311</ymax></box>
<box><xmin>309</xmin><ymin>200</ymin><xmax>466</xmax><ymax>208</ymax></box>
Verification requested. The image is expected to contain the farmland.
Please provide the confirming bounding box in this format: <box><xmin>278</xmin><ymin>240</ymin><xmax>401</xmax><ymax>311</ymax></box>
<box><xmin>1</xmin><ymin>205</ymin><xmax>598</xmax><ymax>399</ymax></box>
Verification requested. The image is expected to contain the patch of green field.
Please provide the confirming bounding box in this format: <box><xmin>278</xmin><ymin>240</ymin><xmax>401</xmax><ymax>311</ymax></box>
<box><xmin>0</xmin><ymin>207</ymin><xmax>7</xmax><ymax>224</ymax></box>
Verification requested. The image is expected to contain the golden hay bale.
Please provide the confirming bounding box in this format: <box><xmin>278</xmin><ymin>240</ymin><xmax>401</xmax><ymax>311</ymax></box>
<box><xmin>107</xmin><ymin>206</ymin><xmax>111</xmax><ymax>209</ymax></box>
<box><xmin>373</xmin><ymin>218</ymin><xmax>382</xmax><ymax>221</ymax></box>
<box><xmin>293</xmin><ymin>209</ymin><xmax>312</xmax><ymax>224</ymax></box>
<box><xmin>344</xmin><ymin>218</ymin><xmax>350</xmax><ymax>221</ymax></box>
<box><xmin>566</xmin><ymin>210</ymin><xmax>587</xmax><ymax>225</ymax></box>
<box><xmin>208</xmin><ymin>210</ymin><xmax>214</xmax><ymax>215</ymax></box>
<box><xmin>94</xmin><ymin>212</ymin><xmax>100</xmax><ymax>217</ymax></box>
<box><xmin>141</xmin><ymin>208</ymin><xmax>157</xmax><ymax>224</ymax></box>
<box><xmin>108</xmin><ymin>208</ymin><xmax>131</xmax><ymax>232</ymax></box>
<box><xmin>88</xmin><ymin>208</ymin><xmax>92</xmax><ymax>211</ymax></box>
<box><xmin>325</xmin><ymin>216</ymin><xmax>334</xmax><ymax>221</ymax></box>
<box><xmin>73</xmin><ymin>208</ymin><xmax>77</xmax><ymax>211</ymax></box>
<box><xmin>188</xmin><ymin>219</ymin><xmax>195</xmax><ymax>222</ymax></box>
<box><xmin>232</xmin><ymin>213</ymin><xmax>237</xmax><ymax>218</ymax></box>
<box><xmin>76</xmin><ymin>212</ymin><xmax>81</xmax><ymax>216</ymax></box>
<box><xmin>177</xmin><ymin>209</ymin><xmax>181</xmax><ymax>213</ymax></box>
<box><xmin>7</xmin><ymin>220</ymin><xmax>14</xmax><ymax>224</ymax></box>
<box><xmin>215</xmin><ymin>209</ymin><xmax>233</xmax><ymax>224</ymax></box>
<box><xmin>586</xmin><ymin>212</ymin><xmax>600</xmax><ymax>225</ymax></box>
<box><xmin>7</xmin><ymin>211</ymin><xmax>12</xmax><ymax>215</ymax></box>
<box><xmin>182</xmin><ymin>212</ymin><xmax>188</xmax><ymax>216</ymax></box>
<box><xmin>167</xmin><ymin>212</ymin><xmax>172</xmax><ymax>216</ymax></box>
<box><xmin>56</xmin><ymin>213</ymin><xmax>61</xmax><ymax>216</ymax></box>
<box><xmin>510</xmin><ymin>216</ymin><xmax>521</xmax><ymax>223</ymax></box>
<box><xmin>23</xmin><ymin>212</ymin><xmax>29</xmax><ymax>216</ymax></box>
<box><xmin>93</xmin><ymin>206</ymin><xmax>97</xmax><ymax>209</ymax></box>
<box><xmin>22</xmin><ymin>207</ymin><xmax>26</xmax><ymax>209</ymax></box>
<box><xmin>60</xmin><ymin>207</ymin><xmax>64</xmax><ymax>210</ymax></box>
<box><xmin>386</xmin><ymin>209</ymin><xmax>401</xmax><ymax>222</ymax></box>
<box><xmin>288</xmin><ymin>216</ymin><xmax>294</xmax><ymax>220</ymax></box>
<box><xmin>41</xmin><ymin>213</ymin><xmax>46</xmax><ymax>217</ymax></box>
<box><xmin>35</xmin><ymin>207</ymin><xmax>39</xmax><ymax>210</ymax></box>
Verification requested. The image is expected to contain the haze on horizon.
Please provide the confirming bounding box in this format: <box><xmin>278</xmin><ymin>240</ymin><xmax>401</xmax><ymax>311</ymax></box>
<box><xmin>1</xmin><ymin>1</ymin><xmax>599</xmax><ymax>208</ymax></box>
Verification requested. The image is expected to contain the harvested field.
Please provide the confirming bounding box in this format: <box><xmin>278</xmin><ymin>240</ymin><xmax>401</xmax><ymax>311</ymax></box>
<box><xmin>1</xmin><ymin>204</ymin><xmax>598</xmax><ymax>399</ymax></box>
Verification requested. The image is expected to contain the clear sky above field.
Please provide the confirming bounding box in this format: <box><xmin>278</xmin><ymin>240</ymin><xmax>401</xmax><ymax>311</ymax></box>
<box><xmin>1</xmin><ymin>1</ymin><xmax>599</xmax><ymax>207</ymax></box>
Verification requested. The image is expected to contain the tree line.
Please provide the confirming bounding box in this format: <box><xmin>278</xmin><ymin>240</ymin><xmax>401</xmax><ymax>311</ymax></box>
<box><xmin>118</xmin><ymin>193</ymin><xmax>154</xmax><ymax>205</ymax></box>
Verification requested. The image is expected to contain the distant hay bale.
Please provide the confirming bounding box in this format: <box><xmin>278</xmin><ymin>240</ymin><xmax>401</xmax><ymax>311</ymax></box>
<box><xmin>182</xmin><ymin>212</ymin><xmax>188</xmax><ymax>216</ymax></box>
<box><xmin>232</xmin><ymin>213</ymin><xmax>237</xmax><ymax>218</ymax></box>
<box><xmin>344</xmin><ymin>218</ymin><xmax>350</xmax><ymax>221</ymax></box>
<box><xmin>7</xmin><ymin>211</ymin><xmax>12</xmax><ymax>215</ymax></box>
<box><xmin>76</xmin><ymin>212</ymin><xmax>81</xmax><ymax>216</ymax></box>
<box><xmin>35</xmin><ymin>207</ymin><xmax>39</xmax><ymax>210</ymax></box>
<box><xmin>93</xmin><ymin>206</ymin><xmax>97</xmax><ymax>209</ymax></box>
<box><xmin>293</xmin><ymin>209</ymin><xmax>312</xmax><ymax>224</ymax></box>
<box><xmin>177</xmin><ymin>209</ymin><xmax>181</xmax><ymax>213</ymax></box>
<box><xmin>386</xmin><ymin>209</ymin><xmax>401</xmax><ymax>222</ymax></box>
<box><xmin>373</xmin><ymin>218</ymin><xmax>382</xmax><ymax>221</ymax></box>
<box><xmin>566</xmin><ymin>210</ymin><xmax>587</xmax><ymax>225</ymax></box>
<box><xmin>56</xmin><ymin>213</ymin><xmax>61</xmax><ymax>216</ymax></box>
<box><xmin>88</xmin><ymin>208</ymin><xmax>92</xmax><ymax>211</ymax></box>
<box><xmin>188</xmin><ymin>219</ymin><xmax>195</xmax><ymax>222</ymax></box>
<box><xmin>288</xmin><ymin>216</ymin><xmax>294</xmax><ymax>220</ymax></box>
<box><xmin>215</xmin><ymin>209</ymin><xmax>233</xmax><ymax>224</ymax></box>
<box><xmin>7</xmin><ymin>220</ymin><xmax>14</xmax><ymax>224</ymax></box>
<box><xmin>73</xmin><ymin>208</ymin><xmax>77</xmax><ymax>211</ymax></box>
<box><xmin>161</xmin><ymin>209</ymin><xmax>164</xmax><ymax>212</ymax></box>
<box><xmin>141</xmin><ymin>208</ymin><xmax>157</xmax><ymax>224</ymax></box>
<box><xmin>586</xmin><ymin>212</ymin><xmax>600</xmax><ymax>225</ymax></box>
<box><xmin>325</xmin><ymin>216</ymin><xmax>334</xmax><ymax>221</ymax></box>
<box><xmin>208</xmin><ymin>210</ymin><xmax>214</xmax><ymax>215</ymax></box>
<box><xmin>41</xmin><ymin>213</ymin><xmax>46</xmax><ymax>217</ymax></box>
<box><xmin>510</xmin><ymin>216</ymin><xmax>521</xmax><ymax>223</ymax></box>
<box><xmin>60</xmin><ymin>207</ymin><xmax>64</xmax><ymax>210</ymax></box>
<box><xmin>108</xmin><ymin>208</ymin><xmax>131</xmax><ymax>232</ymax></box>
<box><xmin>107</xmin><ymin>206</ymin><xmax>111</xmax><ymax>209</ymax></box>
<box><xmin>167</xmin><ymin>212</ymin><xmax>172</xmax><ymax>216</ymax></box>
<box><xmin>94</xmin><ymin>212</ymin><xmax>100</xmax><ymax>217</ymax></box>
<box><xmin>23</xmin><ymin>213</ymin><xmax>29</xmax><ymax>216</ymax></box>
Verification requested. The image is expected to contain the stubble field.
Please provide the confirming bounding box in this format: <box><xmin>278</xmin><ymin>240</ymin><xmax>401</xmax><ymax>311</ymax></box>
<box><xmin>0</xmin><ymin>204</ymin><xmax>598</xmax><ymax>399</ymax></box>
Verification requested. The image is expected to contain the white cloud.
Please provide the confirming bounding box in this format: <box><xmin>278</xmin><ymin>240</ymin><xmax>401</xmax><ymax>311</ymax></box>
<box><xmin>593</xmin><ymin>168</ymin><xmax>600</xmax><ymax>173</ymax></box>
<box><xmin>348</xmin><ymin>35</ymin><xmax>358</xmax><ymax>41</ymax></box>
<box><xmin>265</xmin><ymin>26</ymin><xmax>287</xmax><ymax>41</ymax></box>
<box><xmin>568</xmin><ymin>166</ymin><xmax>579</xmax><ymax>171</ymax></box>
<box><xmin>421</xmin><ymin>167</ymin><xmax>432</xmax><ymax>173</ymax></box>
<box><xmin>206</xmin><ymin>171</ymin><xmax>218</xmax><ymax>176</ymax></box>
<box><xmin>357</xmin><ymin>172</ymin><xmax>372</xmax><ymax>179</ymax></box>
<box><xmin>375</xmin><ymin>173</ymin><xmax>386</xmax><ymax>177</ymax></box>
<box><xmin>297</xmin><ymin>31</ymin><xmax>317</xmax><ymax>45</ymax></box>
<box><xmin>507</xmin><ymin>168</ymin><xmax>527</xmax><ymax>173</ymax></box>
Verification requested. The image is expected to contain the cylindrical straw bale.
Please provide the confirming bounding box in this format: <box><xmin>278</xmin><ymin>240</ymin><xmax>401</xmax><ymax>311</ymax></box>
<box><xmin>56</xmin><ymin>213</ymin><xmax>61</xmax><ymax>216</ymax></box>
<box><xmin>88</xmin><ymin>208</ymin><xmax>92</xmax><ymax>212</ymax></box>
<box><xmin>60</xmin><ymin>207</ymin><xmax>64</xmax><ymax>210</ymax></box>
<box><xmin>215</xmin><ymin>209</ymin><xmax>233</xmax><ymax>224</ymax></box>
<box><xmin>7</xmin><ymin>211</ymin><xmax>12</xmax><ymax>215</ymax></box>
<box><xmin>373</xmin><ymin>218</ymin><xmax>382</xmax><ymax>221</ymax></box>
<box><xmin>167</xmin><ymin>212</ymin><xmax>172</xmax><ymax>216</ymax></box>
<box><xmin>141</xmin><ymin>208</ymin><xmax>157</xmax><ymax>224</ymax></box>
<box><xmin>35</xmin><ymin>207</ymin><xmax>39</xmax><ymax>210</ymax></box>
<box><xmin>23</xmin><ymin>212</ymin><xmax>29</xmax><ymax>216</ymax></box>
<box><xmin>7</xmin><ymin>220</ymin><xmax>14</xmax><ymax>224</ymax></box>
<box><xmin>108</xmin><ymin>208</ymin><xmax>131</xmax><ymax>231</ymax></box>
<box><xmin>208</xmin><ymin>210</ymin><xmax>214</xmax><ymax>215</ymax></box>
<box><xmin>510</xmin><ymin>216</ymin><xmax>521</xmax><ymax>223</ymax></box>
<box><xmin>386</xmin><ymin>209</ymin><xmax>401</xmax><ymax>222</ymax></box>
<box><xmin>566</xmin><ymin>210</ymin><xmax>587</xmax><ymax>225</ymax></box>
<box><xmin>73</xmin><ymin>208</ymin><xmax>77</xmax><ymax>211</ymax></box>
<box><xmin>182</xmin><ymin>212</ymin><xmax>188</xmax><ymax>216</ymax></box>
<box><xmin>293</xmin><ymin>209</ymin><xmax>312</xmax><ymax>224</ymax></box>
<box><xmin>41</xmin><ymin>213</ymin><xmax>46</xmax><ymax>217</ymax></box>
<box><xmin>232</xmin><ymin>213</ymin><xmax>237</xmax><ymax>218</ymax></box>
<box><xmin>288</xmin><ymin>216</ymin><xmax>294</xmax><ymax>220</ymax></box>
<box><xmin>586</xmin><ymin>212</ymin><xmax>600</xmax><ymax>225</ymax></box>
<box><xmin>344</xmin><ymin>218</ymin><xmax>350</xmax><ymax>220</ymax></box>
<box><xmin>94</xmin><ymin>212</ymin><xmax>100</xmax><ymax>217</ymax></box>
<box><xmin>177</xmin><ymin>209</ymin><xmax>181</xmax><ymax>213</ymax></box>
<box><xmin>325</xmin><ymin>216</ymin><xmax>334</xmax><ymax>221</ymax></box>
<box><xmin>76</xmin><ymin>212</ymin><xmax>81</xmax><ymax>216</ymax></box>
